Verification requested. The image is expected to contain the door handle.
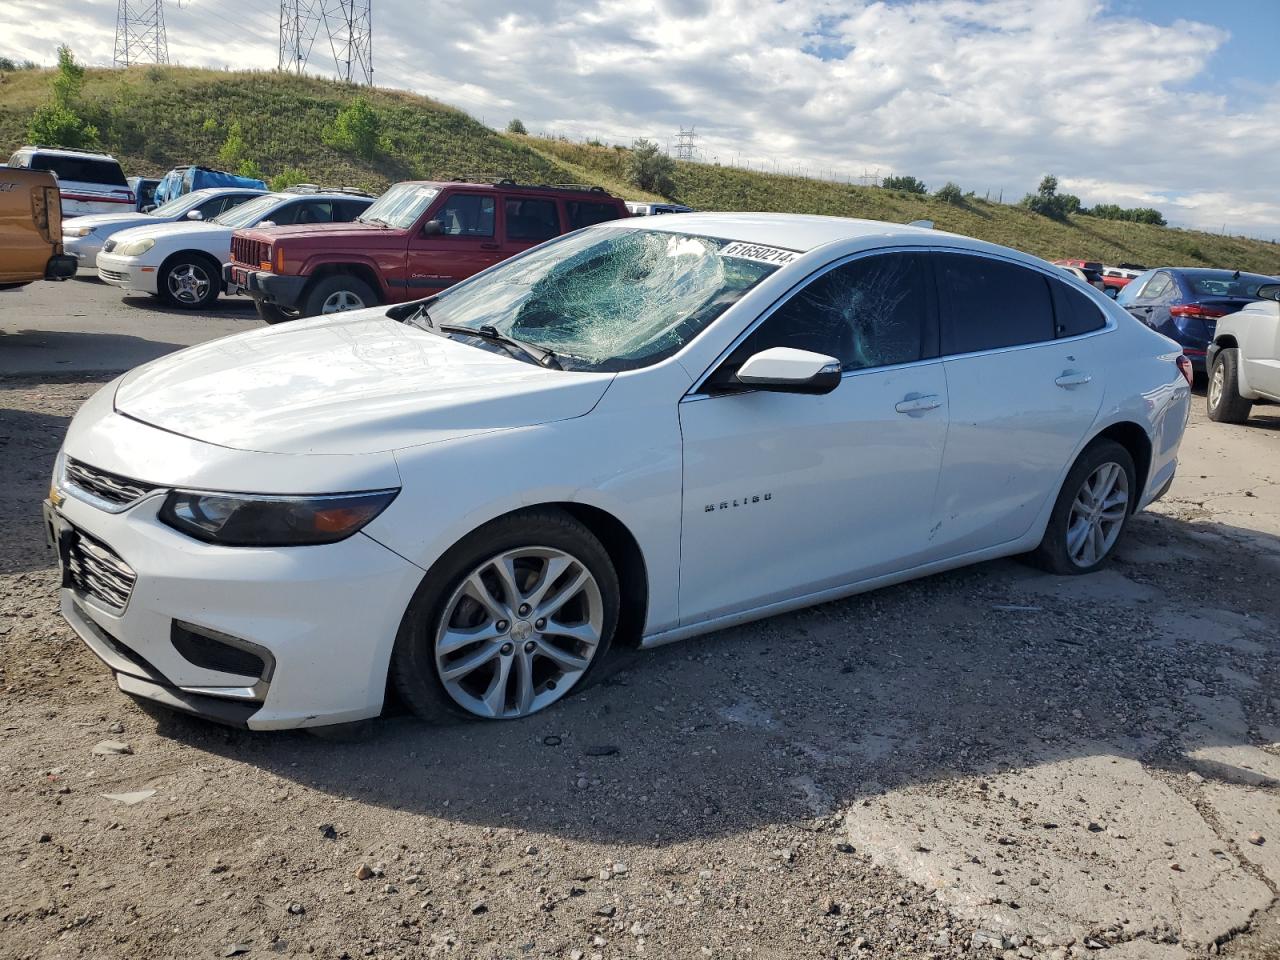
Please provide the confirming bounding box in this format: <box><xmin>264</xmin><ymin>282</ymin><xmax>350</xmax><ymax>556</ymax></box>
<box><xmin>894</xmin><ymin>393</ymin><xmax>943</xmax><ymax>415</ymax></box>
<box><xmin>1054</xmin><ymin>371</ymin><xmax>1093</xmax><ymax>388</ymax></box>
<box><xmin>480</xmin><ymin>242</ymin><xmax>500</xmax><ymax>250</ymax></box>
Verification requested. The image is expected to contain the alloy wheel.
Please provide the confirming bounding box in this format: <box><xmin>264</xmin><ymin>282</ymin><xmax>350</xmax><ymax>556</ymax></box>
<box><xmin>320</xmin><ymin>290</ymin><xmax>366</xmax><ymax>313</ymax></box>
<box><xmin>167</xmin><ymin>263</ymin><xmax>210</xmax><ymax>304</ymax></box>
<box><xmin>434</xmin><ymin>546</ymin><xmax>604</xmax><ymax>719</ymax></box>
<box><xmin>1208</xmin><ymin>361</ymin><xmax>1224</xmax><ymax>410</ymax></box>
<box><xmin>1066</xmin><ymin>461</ymin><xmax>1129</xmax><ymax>568</ymax></box>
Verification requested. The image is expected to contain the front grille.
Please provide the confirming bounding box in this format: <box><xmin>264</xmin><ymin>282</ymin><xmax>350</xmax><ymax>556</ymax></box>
<box><xmin>67</xmin><ymin>530</ymin><xmax>136</xmax><ymax>611</ymax></box>
<box><xmin>231</xmin><ymin>236</ymin><xmax>269</xmax><ymax>267</ymax></box>
<box><xmin>98</xmin><ymin>269</ymin><xmax>130</xmax><ymax>283</ymax></box>
<box><xmin>65</xmin><ymin>457</ymin><xmax>158</xmax><ymax>507</ymax></box>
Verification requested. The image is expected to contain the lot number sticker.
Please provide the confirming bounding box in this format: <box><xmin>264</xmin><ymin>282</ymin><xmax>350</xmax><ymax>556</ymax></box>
<box><xmin>720</xmin><ymin>241</ymin><xmax>800</xmax><ymax>266</ymax></box>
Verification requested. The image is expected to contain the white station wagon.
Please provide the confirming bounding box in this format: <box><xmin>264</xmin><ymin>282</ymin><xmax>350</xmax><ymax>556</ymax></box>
<box><xmin>46</xmin><ymin>214</ymin><xmax>1192</xmax><ymax>730</ymax></box>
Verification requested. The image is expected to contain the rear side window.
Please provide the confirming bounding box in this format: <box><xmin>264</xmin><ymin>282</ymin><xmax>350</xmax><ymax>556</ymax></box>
<box><xmin>1135</xmin><ymin>272</ymin><xmax>1175</xmax><ymax>302</ymax></box>
<box><xmin>936</xmin><ymin>253</ymin><xmax>1054</xmax><ymax>354</ymax></box>
<box><xmin>336</xmin><ymin>199</ymin><xmax>371</xmax><ymax>221</ymax></box>
<box><xmin>566</xmin><ymin>200</ymin><xmax>619</xmax><ymax>230</ymax></box>
<box><xmin>1049</xmin><ymin>280</ymin><xmax>1106</xmax><ymax>338</ymax></box>
<box><xmin>504</xmin><ymin>197</ymin><xmax>560</xmax><ymax>241</ymax></box>
<box><xmin>734</xmin><ymin>253</ymin><xmax>931</xmax><ymax>372</ymax></box>
<box><xmin>29</xmin><ymin>153</ymin><xmax>127</xmax><ymax>187</ymax></box>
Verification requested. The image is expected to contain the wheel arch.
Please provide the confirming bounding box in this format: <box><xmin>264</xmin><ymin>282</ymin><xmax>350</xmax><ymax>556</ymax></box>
<box><xmin>1213</xmin><ymin>333</ymin><xmax>1238</xmax><ymax>350</ymax></box>
<box><xmin>159</xmin><ymin>248</ymin><xmax>224</xmax><ymax>291</ymax></box>
<box><xmin>303</xmin><ymin>261</ymin><xmax>384</xmax><ymax>302</ymax></box>
<box><xmin>1089</xmin><ymin>420</ymin><xmax>1152</xmax><ymax>511</ymax></box>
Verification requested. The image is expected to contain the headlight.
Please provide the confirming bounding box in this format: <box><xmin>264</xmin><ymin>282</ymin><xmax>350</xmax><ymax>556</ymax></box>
<box><xmin>159</xmin><ymin>489</ymin><xmax>398</xmax><ymax>546</ymax></box>
<box><xmin>66</xmin><ymin>225</ymin><xmax>97</xmax><ymax>238</ymax></box>
<box><xmin>114</xmin><ymin>237</ymin><xmax>155</xmax><ymax>257</ymax></box>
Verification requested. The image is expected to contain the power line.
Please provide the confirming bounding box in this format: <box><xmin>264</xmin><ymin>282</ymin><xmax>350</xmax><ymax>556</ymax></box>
<box><xmin>279</xmin><ymin>0</ymin><xmax>322</xmax><ymax>75</ymax></box>
<box><xmin>280</xmin><ymin>0</ymin><xmax>372</xmax><ymax>84</ymax></box>
<box><xmin>115</xmin><ymin>0</ymin><xmax>169</xmax><ymax>66</ymax></box>
<box><xmin>673</xmin><ymin>125</ymin><xmax>697</xmax><ymax>161</ymax></box>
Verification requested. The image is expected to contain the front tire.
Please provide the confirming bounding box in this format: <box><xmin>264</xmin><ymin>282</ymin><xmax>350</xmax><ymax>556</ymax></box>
<box><xmin>256</xmin><ymin>300</ymin><xmax>300</xmax><ymax>325</ymax></box>
<box><xmin>159</xmin><ymin>254</ymin><xmax>221</xmax><ymax>310</ymax></box>
<box><xmin>390</xmin><ymin>509</ymin><xmax>619</xmax><ymax>723</ymax></box>
<box><xmin>1206</xmin><ymin>348</ymin><xmax>1253</xmax><ymax>423</ymax></box>
<box><xmin>301</xmin><ymin>274</ymin><xmax>378</xmax><ymax>318</ymax></box>
<box><xmin>1026</xmin><ymin>439</ymin><xmax>1136</xmax><ymax>575</ymax></box>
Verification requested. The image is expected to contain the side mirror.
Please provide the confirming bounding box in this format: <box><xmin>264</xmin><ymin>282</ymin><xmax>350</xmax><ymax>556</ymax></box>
<box><xmin>422</xmin><ymin>219</ymin><xmax>444</xmax><ymax>236</ymax></box>
<box><xmin>185</xmin><ymin>209</ymin><xmax>204</xmax><ymax>221</ymax></box>
<box><xmin>257</xmin><ymin>220</ymin><xmax>276</xmax><ymax>228</ymax></box>
<box><xmin>731</xmin><ymin>347</ymin><xmax>841</xmax><ymax>395</ymax></box>
<box><xmin>1258</xmin><ymin>283</ymin><xmax>1280</xmax><ymax>302</ymax></box>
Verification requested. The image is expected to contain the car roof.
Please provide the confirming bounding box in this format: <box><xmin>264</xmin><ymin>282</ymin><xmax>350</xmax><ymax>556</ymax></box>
<box><xmin>266</xmin><ymin>191</ymin><xmax>373</xmax><ymax>202</ymax></box>
<box><xmin>605</xmin><ymin>212</ymin><xmax>954</xmax><ymax>253</ymax></box>
<box><xmin>400</xmin><ymin>180</ymin><xmax>618</xmax><ymax>199</ymax></box>
<box><xmin>18</xmin><ymin>146</ymin><xmax>120</xmax><ymax>162</ymax></box>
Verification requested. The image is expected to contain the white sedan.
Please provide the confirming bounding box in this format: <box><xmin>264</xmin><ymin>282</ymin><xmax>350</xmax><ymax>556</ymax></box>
<box><xmin>47</xmin><ymin>214</ymin><xmax>1191</xmax><ymax>730</ymax></box>
<box><xmin>61</xmin><ymin>187</ymin><xmax>266</xmax><ymax>269</ymax></box>
<box><xmin>94</xmin><ymin>190</ymin><xmax>372</xmax><ymax>309</ymax></box>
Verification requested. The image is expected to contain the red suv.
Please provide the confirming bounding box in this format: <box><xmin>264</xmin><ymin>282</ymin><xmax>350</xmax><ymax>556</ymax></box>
<box><xmin>226</xmin><ymin>179</ymin><xmax>629</xmax><ymax>322</ymax></box>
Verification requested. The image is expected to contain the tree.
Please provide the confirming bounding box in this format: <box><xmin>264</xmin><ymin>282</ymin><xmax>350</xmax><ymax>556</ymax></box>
<box><xmin>325</xmin><ymin>96</ymin><xmax>383</xmax><ymax>161</ymax></box>
<box><xmin>237</xmin><ymin>159</ymin><xmax>265</xmax><ymax>181</ymax></box>
<box><xmin>269</xmin><ymin>166</ymin><xmax>309</xmax><ymax>191</ymax></box>
<box><xmin>934</xmin><ymin>181</ymin><xmax>964</xmax><ymax>205</ymax></box>
<box><xmin>218</xmin><ymin>120</ymin><xmax>251</xmax><ymax>169</ymax></box>
<box><xmin>27</xmin><ymin>45</ymin><xmax>98</xmax><ymax>148</ymax></box>
<box><xmin>1021</xmin><ymin>173</ymin><xmax>1082</xmax><ymax>220</ymax></box>
<box><xmin>506</xmin><ymin>118</ymin><xmax>527</xmax><ymax>135</ymax></box>
<box><xmin>881</xmin><ymin>174</ymin><xmax>927</xmax><ymax>194</ymax></box>
<box><xmin>627</xmin><ymin>138</ymin><xmax>676</xmax><ymax>197</ymax></box>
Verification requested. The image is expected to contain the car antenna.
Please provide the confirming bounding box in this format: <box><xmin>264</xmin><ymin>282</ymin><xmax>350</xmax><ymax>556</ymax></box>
<box><xmin>1232</xmin><ymin>269</ymin><xmax>1240</xmax><ymax>279</ymax></box>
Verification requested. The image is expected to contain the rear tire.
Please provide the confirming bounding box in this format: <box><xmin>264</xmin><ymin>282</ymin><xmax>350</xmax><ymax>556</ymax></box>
<box><xmin>1206</xmin><ymin>348</ymin><xmax>1253</xmax><ymax>423</ymax></box>
<box><xmin>390</xmin><ymin>509</ymin><xmax>619</xmax><ymax>724</ymax></box>
<box><xmin>1025</xmin><ymin>439</ymin><xmax>1136</xmax><ymax>575</ymax></box>
<box><xmin>301</xmin><ymin>274</ymin><xmax>378</xmax><ymax>318</ymax></box>
<box><xmin>256</xmin><ymin>300</ymin><xmax>300</xmax><ymax>325</ymax></box>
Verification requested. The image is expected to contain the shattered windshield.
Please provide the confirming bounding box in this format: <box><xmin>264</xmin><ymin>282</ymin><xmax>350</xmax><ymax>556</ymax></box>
<box><xmin>358</xmin><ymin>183</ymin><xmax>440</xmax><ymax>228</ymax></box>
<box><xmin>423</xmin><ymin>227</ymin><xmax>785</xmax><ymax>371</ymax></box>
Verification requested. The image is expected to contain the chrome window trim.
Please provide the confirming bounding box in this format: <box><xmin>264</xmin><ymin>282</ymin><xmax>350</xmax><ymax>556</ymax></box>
<box><xmin>683</xmin><ymin>244</ymin><xmax>1116</xmax><ymax>401</ymax></box>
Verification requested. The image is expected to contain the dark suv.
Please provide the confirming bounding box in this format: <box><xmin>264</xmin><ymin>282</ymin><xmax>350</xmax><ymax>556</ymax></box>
<box><xmin>227</xmin><ymin>179</ymin><xmax>630</xmax><ymax>322</ymax></box>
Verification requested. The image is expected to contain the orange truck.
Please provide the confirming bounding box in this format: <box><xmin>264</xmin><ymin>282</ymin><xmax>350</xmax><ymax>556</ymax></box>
<box><xmin>0</xmin><ymin>167</ymin><xmax>78</xmax><ymax>289</ymax></box>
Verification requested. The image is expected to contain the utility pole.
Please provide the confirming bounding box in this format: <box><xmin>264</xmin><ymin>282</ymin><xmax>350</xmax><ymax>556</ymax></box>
<box><xmin>279</xmin><ymin>0</ymin><xmax>372</xmax><ymax>85</ymax></box>
<box><xmin>673</xmin><ymin>126</ymin><xmax>697</xmax><ymax>161</ymax></box>
<box><xmin>279</xmin><ymin>0</ymin><xmax>322</xmax><ymax>75</ymax></box>
<box><xmin>115</xmin><ymin>0</ymin><xmax>169</xmax><ymax>66</ymax></box>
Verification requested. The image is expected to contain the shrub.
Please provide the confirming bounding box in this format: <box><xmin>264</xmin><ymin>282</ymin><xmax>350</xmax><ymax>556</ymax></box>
<box><xmin>27</xmin><ymin>46</ymin><xmax>98</xmax><ymax>148</ymax></box>
<box><xmin>269</xmin><ymin>166</ymin><xmax>309</xmax><ymax>191</ymax></box>
<box><xmin>218</xmin><ymin>120</ymin><xmax>250</xmax><ymax>168</ymax></box>
<box><xmin>627</xmin><ymin>138</ymin><xmax>676</xmax><ymax>196</ymax></box>
<box><xmin>1021</xmin><ymin>174</ymin><xmax>1082</xmax><ymax>220</ymax></box>
<box><xmin>506</xmin><ymin>118</ymin><xmax>527</xmax><ymax>134</ymax></box>
<box><xmin>325</xmin><ymin>95</ymin><xmax>383</xmax><ymax>160</ymax></box>
<box><xmin>237</xmin><ymin>159</ymin><xmax>265</xmax><ymax>181</ymax></box>
<box><xmin>881</xmin><ymin>174</ymin><xmax>927</xmax><ymax>194</ymax></box>
<box><xmin>934</xmin><ymin>182</ymin><xmax>964</xmax><ymax>205</ymax></box>
<box><xmin>1086</xmin><ymin>203</ymin><xmax>1167</xmax><ymax>227</ymax></box>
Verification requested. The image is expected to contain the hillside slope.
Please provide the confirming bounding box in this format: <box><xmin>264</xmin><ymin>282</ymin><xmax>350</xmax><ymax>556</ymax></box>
<box><xmin>1</xmin><ymin>64</ymin><xmax>1276</xmax><ymax>273</ymax></box>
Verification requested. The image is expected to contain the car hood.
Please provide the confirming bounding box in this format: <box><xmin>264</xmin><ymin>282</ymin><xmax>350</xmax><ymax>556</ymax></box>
<box><xmin>240</xmin><ymin>221</ymin><xmax>404</xmax><ymax>245</ymax></box>
<box><xmin>107</xmin><ymin>219</ymin><xmax>225</xmax><ymax>245</ymax></box>
<box><xmin>67</xmin><ymin>212</ymin><xmax>156</xmax><ymax>231</ymax></box>
<box><xmin>113</xmin><ymin>310</ymin><xmax>615</xmax><ymax>455</ymax></box>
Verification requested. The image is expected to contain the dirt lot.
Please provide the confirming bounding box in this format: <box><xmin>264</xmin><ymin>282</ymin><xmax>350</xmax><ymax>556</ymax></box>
<box><xmin>1</xmin><ymin>294</ymin><xmax>1279</xmax><ymax>959</ymax></box>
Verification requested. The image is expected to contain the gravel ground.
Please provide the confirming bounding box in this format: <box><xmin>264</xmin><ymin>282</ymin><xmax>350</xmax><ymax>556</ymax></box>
<box><xmin>1</xmin><ymin>373</ymin><xmax>1278</xmax><ymax>960</ymax></box>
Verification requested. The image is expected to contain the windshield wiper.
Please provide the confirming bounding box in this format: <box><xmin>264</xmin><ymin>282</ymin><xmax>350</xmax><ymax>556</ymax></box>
<box><xmin>438</xmin><ymin>323</ymin><xmax>561</xmax><ymax>370</ymax></box>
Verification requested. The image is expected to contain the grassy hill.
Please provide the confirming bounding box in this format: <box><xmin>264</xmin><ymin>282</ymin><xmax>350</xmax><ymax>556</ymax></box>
<box><xmin>2</xmin><ymin>64</ymin><xmax>1276</xmax><ymax>274</ymax></box>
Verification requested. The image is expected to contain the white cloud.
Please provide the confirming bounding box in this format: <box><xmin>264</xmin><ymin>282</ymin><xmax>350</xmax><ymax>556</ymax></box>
<box><xmin>5</xmin><ymin>0</ymin><xmax>1280</xmax><ymax>237</ymax></box>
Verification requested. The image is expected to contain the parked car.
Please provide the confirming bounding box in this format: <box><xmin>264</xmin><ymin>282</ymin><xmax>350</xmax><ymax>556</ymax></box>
<box><xmin>62</xmin><ymin>187</ymin><xmax>266</xmax><ymax>269</ymax></box>
<box><xmin>127</xmin><ymin>176</ymin><xmax>161</xmax><ymax>212</ymax></box>
<box><xmin>1115</xmin><ymin>268</ymin><xmax>1280</xmax><ymax>375</ymax></box>
<box><xmin>1101</xmin><ymin>263</ymin><xmax>1146</xmax><ymax>296</ymax></box>
<box><xmin>45</xmin><ymin>214</ymin><xmax>1191</xmax><ymax>730</ymax></box>
<box><xmin>1057</xmin><ymin>264</ymin><xmax>1107</xmax><ymax>292</ymax></box>
<box><xmin>95</xmin><ymin>188</ymin><xmax>373</xmax><ymax>309</ymax></box>
<box><xmin>626</xmin><ymin>201</ymin><xmax>694</xmax><ymax>216</ymax></box>
<box><xmin>6</xmin><ymin>146</ymin><xmax>134</xmax><ymax>218</ymax></box>
<box><xmin>226</xmin><ymin>179</ymin><xmax>629</xmax><ymax>322</ymax></box>
<box><xmin>150</xmin><ymin>165</ymin><xmax>268</xmax><ymax>207</ymax></box>
<box><xmin>1206</xmin><ymin>282</ymin><xmax>1280</xmax><ymax>422</ymax></box>
<box><xmin>0</xmin><ymin>167</ymin><xmax>76</xmax><ymax>288</ymax></box>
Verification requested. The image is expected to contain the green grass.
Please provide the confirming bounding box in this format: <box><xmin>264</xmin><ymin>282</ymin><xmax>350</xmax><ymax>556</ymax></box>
<box><xmin>2</xmin><ymin>64</ymin><xmax>1276</xmax><ymax>273</ymax></box>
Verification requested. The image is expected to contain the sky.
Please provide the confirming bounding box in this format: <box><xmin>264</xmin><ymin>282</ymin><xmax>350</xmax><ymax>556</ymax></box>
<box><xmin>3</xmin><ymin>0</ymin><xmax>1279</xmax><ymax>237</ymax></box>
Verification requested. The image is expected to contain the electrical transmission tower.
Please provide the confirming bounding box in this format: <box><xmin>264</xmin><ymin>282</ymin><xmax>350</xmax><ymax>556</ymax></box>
<box><xmin>279</xmin><ymin>0</ymin><xmax>372</xmax><ymax>85</ymax></box>
<box><xmin>673</xmin><ymin>126</ymin><xmax>698</xmax><ymax>161</ymax></box>
<box><xmin>114</xmin><ymin>0</ymin><xmax>169</xmax><ymax>66</ymax></box>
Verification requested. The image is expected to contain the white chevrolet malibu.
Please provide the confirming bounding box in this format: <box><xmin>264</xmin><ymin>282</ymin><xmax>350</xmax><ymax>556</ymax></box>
<box><xmin>46</xmin><ymin>214</ymin><xmax>1192</xmax><ymax>730</ymax></box>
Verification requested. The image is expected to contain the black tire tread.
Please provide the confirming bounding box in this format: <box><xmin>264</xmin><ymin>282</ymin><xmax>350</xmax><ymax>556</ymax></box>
<box><xmin>1206</xmin><ymin>348</ymin><xmax>1253</xmax><ymax>424</ymax></box>
<box><xmin>301</xmin><ymin>273</ymin><xmax>378</xmax><ymax>318</ymax></box>
<box><xmin>159</xmin><ymin>252</ymin><xmax>221</xmax><ymax>310</ymax></box>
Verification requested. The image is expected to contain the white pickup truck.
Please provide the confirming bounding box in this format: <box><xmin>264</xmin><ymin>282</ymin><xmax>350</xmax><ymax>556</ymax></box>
<box><xmin>6</xmin><ymin>146</ymin><xmax>135</xmax><ymax>218</ymax></box>
<box><xmin>1206</xmin><ymin>282</ymin><xmax>1280</xmax><ymax>422</ymax></box>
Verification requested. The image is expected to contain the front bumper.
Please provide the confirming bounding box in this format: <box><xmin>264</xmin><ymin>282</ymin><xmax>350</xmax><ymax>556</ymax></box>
<box><xmin>45</xmin><ymin>480</ymin><xmax>424</xmax><ymax>730</ymax></box>
<box><xmin>225</xmin><ymin>264</ymin><xmax>308</xmax><ymax>310</ymax></box>
<box><xmin>63</xmin><ymin>234</ymin><xmax>105</xmax><ymax>268</ymax></box>
<box><xmin>96</xmin><ymin>251</ymin><xmax>159</xmax><ymax>294</ymax></box>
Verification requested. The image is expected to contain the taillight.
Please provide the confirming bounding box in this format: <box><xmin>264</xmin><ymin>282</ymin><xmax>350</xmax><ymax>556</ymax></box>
<box><xmin>1176</xmin><ymin>355</ymin><xmax>1194</xmax><ymax>385</ymax></box>
<box><xmin>1170</xmin><ymin>304</ymin><xmax>1228</xmax><ymax>319</ymax></box>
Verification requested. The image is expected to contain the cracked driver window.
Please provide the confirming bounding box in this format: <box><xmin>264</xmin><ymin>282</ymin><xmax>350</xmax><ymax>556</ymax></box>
<box><xmin>735</xmin><ymin>253</ymin><xmax>929</xmax><ymax>372</ymax></box>
<box><xmin>425</xmin><ymin>227</ymin><xmax>783</xmax><ymax>371</ymax></box>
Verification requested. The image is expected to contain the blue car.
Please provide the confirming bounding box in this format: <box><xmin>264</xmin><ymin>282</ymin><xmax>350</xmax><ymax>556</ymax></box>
<box><xmin>1116</xmin><ymin>268</ymin><xmax>1279</xmax><ymax>375</ymax></box>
